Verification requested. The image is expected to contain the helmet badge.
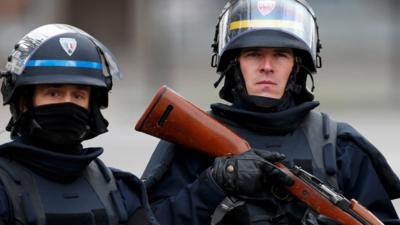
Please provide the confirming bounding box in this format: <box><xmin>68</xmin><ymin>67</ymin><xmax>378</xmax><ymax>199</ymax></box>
<box><xmin>257</xmin><ymin>0</ymin><xmax>276</xmax><ymax>16</ymax></box>
<box><xmin>59</xmin><ymin>38</ymin><xmax>77</xmax><ymax>56</ymax></box>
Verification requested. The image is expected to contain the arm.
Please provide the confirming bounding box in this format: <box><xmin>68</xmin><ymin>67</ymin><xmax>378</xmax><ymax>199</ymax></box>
<box><xmin>112</xmin><ymin>168</ymin><xmax>161</xmax><ymax>225</ymax></box>
<box><xmin>337</xmin><ymin>137</ymin><xmax>400</xmax><ymax>225</ymax></box>
<box><xmin>143</xmin><ymin>141</ymin><xmax>226</xmax><ymax>225</ymax></box>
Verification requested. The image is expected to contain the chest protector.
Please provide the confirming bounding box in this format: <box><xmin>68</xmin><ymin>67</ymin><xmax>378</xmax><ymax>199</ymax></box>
<box><xmin>219</xmin><ymin>111</ymin><xmax>338</xmax><ymax>188</ymax></box>
<box><xmin>210</xmin><ymin>111</ymin><xmax>338</xmax><ymax>225</ymax></box>
<box><xmin>0</xmin><ymin>158</ymin><xmax>128</xmax><ymax>225</ymax></box>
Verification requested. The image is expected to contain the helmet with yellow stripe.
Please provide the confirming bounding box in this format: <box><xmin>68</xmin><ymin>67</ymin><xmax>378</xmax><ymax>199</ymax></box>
<box><xmin>211</xmin><ymin>0</ymin><xmax>322</xmax><ymax>103</ymax></box>
<box><xmin>212</xmin><ymin>0</ymin><xmax>321</xmax><ymax>73</ymax></box>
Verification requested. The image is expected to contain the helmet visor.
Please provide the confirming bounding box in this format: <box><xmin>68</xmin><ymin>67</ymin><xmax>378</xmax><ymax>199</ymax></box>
<box><xmin>5</xmin><ymin>24</ymin><xmax>122</xmax><ymax>79</ymax></box>
<box><xmin>218</xmin><ymin>0</ymin><xmax>317</xmax><ymax>59</ymax></box>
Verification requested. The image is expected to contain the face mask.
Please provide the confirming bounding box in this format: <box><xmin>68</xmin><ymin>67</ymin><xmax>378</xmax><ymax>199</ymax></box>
<box><xmin>23</xmin><ymin>103</ymin><xmax>91</xmax><ymax>148</ymax></box>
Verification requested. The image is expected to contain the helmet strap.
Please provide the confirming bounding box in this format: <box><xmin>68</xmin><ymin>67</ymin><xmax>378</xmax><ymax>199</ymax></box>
<box><xmin>298</xmin><ymin>63</ymin><xmax>315</xmax><ymax>92</ymax></box>
<box><xmin>214</xmin><ymin>59</ymin><xmax>238</xmax><ymax>88</ymax></box>
<box><xmin>7</xmin><ymin>88</ymin><xmax>35</xmax><ymax>138</ymax></box>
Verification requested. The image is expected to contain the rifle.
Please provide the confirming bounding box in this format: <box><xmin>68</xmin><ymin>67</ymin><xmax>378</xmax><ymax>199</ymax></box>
<box><xmin>135</xmin><ymin>86</ymin><xmax>384</xmax><ymax>225</ymax></box>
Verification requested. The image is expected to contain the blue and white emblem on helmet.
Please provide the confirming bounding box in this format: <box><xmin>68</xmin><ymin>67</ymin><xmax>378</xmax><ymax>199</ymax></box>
<box><xmin>59</xmin><ymin>37</ymin><xmax>77</xmax><ymax>56</ymax></box>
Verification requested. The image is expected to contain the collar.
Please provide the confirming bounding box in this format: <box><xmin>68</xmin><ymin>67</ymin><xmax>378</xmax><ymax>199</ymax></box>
<box><xmin>211</xmin><ymin>101</ymin><xmax>320</xmax><ymax>134</ymax></box>
<box><xmin>0</xmin><ymin>138</ymin><xmax>103</xmax><ymax>182</ymax></box>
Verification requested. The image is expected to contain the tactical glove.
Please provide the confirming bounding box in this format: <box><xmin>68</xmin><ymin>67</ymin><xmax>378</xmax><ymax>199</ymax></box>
<box><xmin>211</xmin><ymin>149</ymin><xmax>293</xmax><ymax>196</ymax></box>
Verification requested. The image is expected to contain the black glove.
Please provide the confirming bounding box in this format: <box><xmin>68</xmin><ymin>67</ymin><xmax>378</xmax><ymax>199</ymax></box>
<box><xmin>211</xmin><ymin>149</ymin><xmax>293</xmax><ymax>196</ymax></box>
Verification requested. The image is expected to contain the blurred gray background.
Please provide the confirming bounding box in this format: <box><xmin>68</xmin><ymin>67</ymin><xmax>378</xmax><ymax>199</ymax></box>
<box><xmin>0</xmin><ymin>0</ymin><xmax>399</xmax><ymax>211</ymax></box>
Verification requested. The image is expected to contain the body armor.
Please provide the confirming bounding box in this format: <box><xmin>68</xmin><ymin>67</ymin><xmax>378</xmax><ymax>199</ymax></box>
<box><xmin>0</xmin><ymin>158</ymin><xmax>127</xmax><ymax>225</ymax></box>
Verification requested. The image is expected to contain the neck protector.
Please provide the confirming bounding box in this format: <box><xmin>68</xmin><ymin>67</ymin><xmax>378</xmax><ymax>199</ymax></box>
<box><xmin>0</xmin><ymin>138</ymin><xmax>103</xmax><ymax>181</ymax></box>
<box><xmin>211</xmin><ymin>101</ymin><xmax>319</xmax><ymax>134</ymax></box>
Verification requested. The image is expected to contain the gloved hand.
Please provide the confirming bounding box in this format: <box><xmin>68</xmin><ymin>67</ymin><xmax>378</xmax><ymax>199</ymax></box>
<box><xmin>211</xmin><ymin>149</ymin><xmax>293</xmax><ymax>196</ymax></box>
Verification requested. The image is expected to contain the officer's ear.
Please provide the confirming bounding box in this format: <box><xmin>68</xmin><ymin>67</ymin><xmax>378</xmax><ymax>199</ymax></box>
<box><xmin>18</xmin><ymin>97</ymin><xmax>28</xmax><ymax>112</ymax></box>
<box><xmin>17</xmin><ymin>87</ymin><xmax>35</xmax><ymax>113</ymax></box>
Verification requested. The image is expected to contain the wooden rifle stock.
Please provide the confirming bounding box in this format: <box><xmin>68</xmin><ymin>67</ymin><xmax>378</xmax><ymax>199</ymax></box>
<box><xmin>135</xmin><ymin>86</ymin><xmax>384</xmax><ymax>225</ymax></box>
<box><xmin>135</xmin><ymin>86</ymin><xmax>250</xmax><ymax>156</ymax></box>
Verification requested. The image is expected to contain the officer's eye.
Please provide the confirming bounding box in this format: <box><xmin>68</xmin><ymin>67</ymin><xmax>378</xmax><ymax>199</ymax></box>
<box><xmin>244</xmin><ymin>51</ymin><xmax>261</xmax><ymax>58</ymax></box>
<box><xmin>46</xmin><ymin>89</ymin><xmax>61</xmax><ymax>97</ymax></box>
<box><xmin>274</xmin><ymin>49</ymin><xmax>293</xmax><ymax>59</ymax></box>
<box><xmin>74</xmin><ymin>91</ymin><xmax>89</xmax><ymax>100</ymax></box>
<box><xmin>275</xmin><ymin>52</ymin><xmax>289</xmax><ymax>58</ymax></box>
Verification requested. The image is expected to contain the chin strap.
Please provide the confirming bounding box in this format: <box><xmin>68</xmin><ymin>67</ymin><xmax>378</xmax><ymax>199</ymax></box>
<box><xmin>298</xmin><ymin>64</ymin><xmax>315</xmax><ymax>92</ymax></box>
<box><xmin>214</xmin><ymin>60</ymin><xmax>237</xmax><ymax>88</ymax></box>
<box><xmin>7</xmin><ymin>108</ymin><xmax>28</xmax><ymax>139</ymax></box>
<box><xmin>285</xmin><ymin>69</ymin><xmax>303</xmax><ymax>95</ymax></box>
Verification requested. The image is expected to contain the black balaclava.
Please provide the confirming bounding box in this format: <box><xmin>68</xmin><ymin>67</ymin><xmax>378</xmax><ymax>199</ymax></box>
<box><xmin>7</xmin><ymin>86</ymin><xmax>110</xmax><ymax>154</ymax></box>
<box><xmin>19</xmin><ymin>102</ymin><xmax>91</xmax><ymax>154</ymax></box>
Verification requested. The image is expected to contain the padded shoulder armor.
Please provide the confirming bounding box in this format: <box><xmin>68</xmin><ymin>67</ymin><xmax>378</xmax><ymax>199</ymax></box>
<box><xmin>141</xmin><ymin>140</ymin><xmax>177</xmax><ymax>190</ymax></box>
<box><xmin>111</xmin><ymin>169</ymin><xmax>160</xmax><ymax>225</ymax></box>
<box><xmin>337</xmin><ymin>122</ymin><xmax>400</xmax><ymax>199</ymax></box>
<box><xmin>301</xmin><ymin>111</ymin><xmax>338</xmax><ymax>189</ymax></box>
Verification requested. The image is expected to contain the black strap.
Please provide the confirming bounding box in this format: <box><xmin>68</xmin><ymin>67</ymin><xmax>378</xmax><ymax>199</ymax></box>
<box><xmin>94</xmin><ymin>158</ymin><xmax>112</xmax><ymax>183</ymax></box>
<box><xmin>301</xmin><ymin>111</ymin><xmax>339</xmax><ymax>190</ymax></box>
<box><xmin>84</xmin><ymin>160</ymin><xmax>125</xmax><ymax>225</ymax></box>
<box><xmin>211</xmin><ymin>197</ymin><xmax>245</xmax><ymax>225</ymax></box>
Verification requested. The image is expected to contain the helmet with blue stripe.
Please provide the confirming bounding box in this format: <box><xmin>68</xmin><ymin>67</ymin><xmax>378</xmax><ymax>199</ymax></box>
<box><xmin>1</xmin><ymin>24</ymin><xmax>122</xmax><ymax>138</ymax></box>
<box><xmin>1</xmin><ymin>24</ymin><xmax>121</xmax><ymax>107</ymax></box>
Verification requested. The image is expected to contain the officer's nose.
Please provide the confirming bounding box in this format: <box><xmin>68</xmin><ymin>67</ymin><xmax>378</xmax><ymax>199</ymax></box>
<box><xmin>259</xmin><ymin>56</ymin><xmax>274</xmax><ymax>73</ymax></box>
<box><xmin>62</xmin><ymin>93</ymin><xmax>75</xmax><ymax>104</ymax></box>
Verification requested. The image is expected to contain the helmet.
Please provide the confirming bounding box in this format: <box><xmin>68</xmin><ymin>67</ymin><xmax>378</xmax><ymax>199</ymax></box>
<box><xmin>211</xmin><ymin>0</ymin><xmax>322</xmax><ymax>103</ymax></box>
<box><xmin>0</xmin><ymin>24</ymin><xmax>122</xmax><ymax>138</ymax></box>
<box><xmin>212</xmin><ymin>0</ymin><xmax>321</xmax><ymax>72</ymax></box>
<box><xmin>1</xmin><ymin>24</ymin><xmax>121</xmax><ymax>106</ymax></box>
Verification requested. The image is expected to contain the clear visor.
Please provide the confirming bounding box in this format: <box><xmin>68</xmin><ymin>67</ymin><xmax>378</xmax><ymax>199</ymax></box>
<box><xmin>218</xmin><ymin>0</ymin><xmax>317</xmax><ymax>58</ymax></box>
<box><xmin>5</xmin><ymin>24</ymin><xmax>122</xmax><ymax>79</ymax></box>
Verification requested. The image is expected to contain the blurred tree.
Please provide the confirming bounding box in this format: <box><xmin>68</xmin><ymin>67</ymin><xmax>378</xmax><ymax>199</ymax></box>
<box><xmin>63</xmin><ymin>0</ymin><xmax>134</xmax><ymax>48</ymax></box>
<box><xmin>0</xmin><ymin>0</ymin><xmax>29</xmax><ymax>15</ymax></box>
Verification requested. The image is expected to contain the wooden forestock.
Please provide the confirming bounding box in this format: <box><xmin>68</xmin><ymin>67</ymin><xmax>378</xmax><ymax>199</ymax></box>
<box><xmin>277</xmin><ymin>165</ymin><xmax>382</xmax><ymax>225</ymax></box>
<box><xmin>135</xmin><ymin>86</ymin><xmax>383</xmax><ymax>225</ymax></box>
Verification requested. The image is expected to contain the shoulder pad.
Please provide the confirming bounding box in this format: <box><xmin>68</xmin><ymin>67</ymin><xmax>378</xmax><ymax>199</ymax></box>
<box><xmin>111</xmin><ymin>168</ymin><xmax>141</xmax><ymax>183</ymax></box>
<box><xmin>141</xmin><ymin>140</ymin><xmax>177</xmax><ymax>189</ymax></box>
<box><xmin>110</xmin><ymin>168</ymin><xmax>160</xmax><ymax>225</ymax></box>
<box><xmin>301</xmin><ymin>111</ymin><xmax>339</xmax><ymax>189</ymax></box>
<box><xmin>337</xmin><ymin>123</ymin><xmax>400</xmax><ymax>199</ymax></box>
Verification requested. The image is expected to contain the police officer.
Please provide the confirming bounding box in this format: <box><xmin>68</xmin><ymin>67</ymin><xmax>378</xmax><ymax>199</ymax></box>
<box><xmin>0</xmin><ymin>24</ymin><xmax>159</xmax><ymax>225</ymax></box>
<box><xmin>142</xmin><ymin>0</ymin><xmax>400</xmax><ymax>224</ymax></box>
